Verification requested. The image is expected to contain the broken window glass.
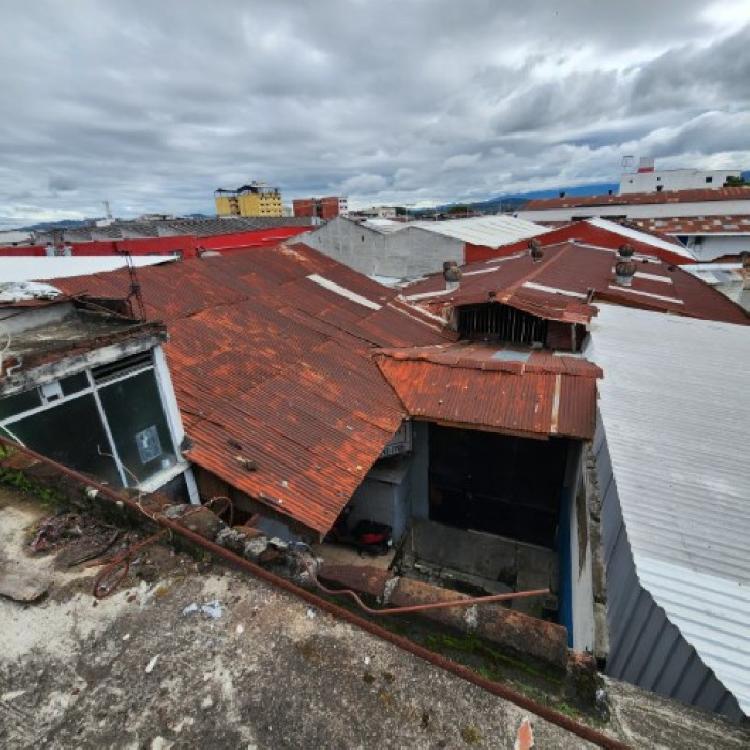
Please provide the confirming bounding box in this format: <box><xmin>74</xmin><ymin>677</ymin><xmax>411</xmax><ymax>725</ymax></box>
<box><xmin>98</xmin><ymin>369</ymin><xmax>176</xmax><ymax>483</ymax></box>
<box><xmin>10</xmin><ymin>394</ymin><xmax>121</xmax><ymax>485</ymax></box>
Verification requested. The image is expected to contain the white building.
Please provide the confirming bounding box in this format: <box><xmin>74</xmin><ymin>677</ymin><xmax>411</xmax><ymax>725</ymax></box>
<box><xmin>620</xmin><ymin>159</ymin><xmax>741</xmax><ymax>194</ymax></box>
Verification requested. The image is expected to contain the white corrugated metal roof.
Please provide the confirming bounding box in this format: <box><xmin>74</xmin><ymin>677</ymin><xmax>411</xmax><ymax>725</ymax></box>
<box><xmin>587</xmin><ymin>304</ymin><xmax>750</xmax><ymax>715</ymax></box>
<box><xmin>0</xmin><ymin>255</ymin><xmax>177</xmax><ymax>282</ymax></box>
<box><xmin>585</xmin><ymin>218</ymin><xmax>696</xmax><ymax>259</ymax></box>
<box><xmin>360</xmin><ymin>218</ymin><xmax>403</xmax><ymax>234</ymax></box>
<box><xmin>411</xmin><ymin>215</ymin><xmax>546</xmax><ymax>248</ymax></box>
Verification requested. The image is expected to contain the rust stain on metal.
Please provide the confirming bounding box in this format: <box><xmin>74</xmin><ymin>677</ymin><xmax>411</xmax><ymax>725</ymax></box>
<box><xmin>377</xmin><ymin>345</ymin><xmax>599</xmax><ymax>440</ymax></box>
<box><xmin>404</xmin><ymin>241</ymin><xmax>748</xmax><ymax>325</ymax></box>
<box><xmin>54</xmin><ymin>244</ymin><xmax>449</xmax><ymax>534</ymax></box>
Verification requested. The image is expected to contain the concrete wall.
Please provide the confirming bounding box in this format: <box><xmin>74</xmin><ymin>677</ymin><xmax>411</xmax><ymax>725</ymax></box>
<box><xmin>300</xmin><ymin>218</ymin><xmax>462</xmax><ymax>279</ymax></box>
<box><xmin>346</xmin><ymin>421</ymin><xmax>430</xmax><ymax>542</ymax></box>
<box><xmin>381</xmin><ymin>227</ymin><xmax>462</xmax><ymax>278</ymax></box>
<box><xmin>594</xmin><ymin>415</ymin><xmax>743</xmax><ymax>722</ymax></box>
<box><xmin>516</xmin><ymin>199</ymin><xmax>750</xmax><ymax>223</ymax></box>
<box><xmin>680</xmin><ymin>234</ymin><xmax>750</xmax><ymax>261</ymax></box>
<box><xmin>299</xmin><ymin>217</ymin><xmax>388</xmax><ymax>276</ymax></box>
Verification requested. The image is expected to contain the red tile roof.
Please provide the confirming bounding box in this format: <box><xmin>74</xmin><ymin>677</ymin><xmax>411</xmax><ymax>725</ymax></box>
<box><xmin>404</xmin><ymin>242</ymin><xmax>749</xmax><ymax>325</ymax></box>
<box><xmin>630</xmin><ymin>216</ymin><xmax>750</xmax><ymax>235</ymax></box>
<box><xmin>523</xmin><ymin>186</ymin><xmax>750</xmax><ymax>211</ymax></box>
<box><xmin>54</xmin><ymin>244</ymin><xmax>449</xmax><ymax>535</ymax></box>
<box><xmin>376</xmin><ymin>342</ymin><xmax>600</xmax><ymax>440</ymax></box>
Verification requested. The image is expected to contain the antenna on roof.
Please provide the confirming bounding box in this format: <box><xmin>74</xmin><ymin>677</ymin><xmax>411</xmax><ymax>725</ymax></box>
<box><xmin>102</xmin><ymin>200</ymin><xmax>113</xmax><ymax>220</ymax></box>
<box><xmin>116</xmin><ymin>250</ymin><xmax>146</xmax><ymax>321</ymax></box>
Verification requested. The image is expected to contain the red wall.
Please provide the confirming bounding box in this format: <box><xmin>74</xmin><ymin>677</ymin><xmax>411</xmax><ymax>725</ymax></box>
<box><xmin>464</xmin><ymin>223</ymin><xmax>696</xmax><ymax>266</ymax></box>
<box><xmin>0</xmin><ymin>226</ymin><xmax>310</xmax><ymax>259</ymax></box>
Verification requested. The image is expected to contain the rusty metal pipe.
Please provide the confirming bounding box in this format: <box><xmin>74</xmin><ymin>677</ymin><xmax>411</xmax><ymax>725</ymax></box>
<box><xmin>306</xmin><ymin>560</ymin><xmax>548</xmax><ymax>615</ymax></box>
<box><xmin>0</xmin><ymin>438</ymin><xmax>629</xmax><ymax>750</ymax></box>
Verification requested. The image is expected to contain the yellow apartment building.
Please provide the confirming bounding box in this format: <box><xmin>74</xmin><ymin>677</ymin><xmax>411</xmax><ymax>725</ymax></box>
<box><xmin>214</xmin><ymin>182</ymin><xmax>283</xmax><ymax>217</ymax></box>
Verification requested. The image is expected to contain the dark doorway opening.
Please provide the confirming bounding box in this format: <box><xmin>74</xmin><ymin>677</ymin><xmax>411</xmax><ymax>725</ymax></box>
<box><xmin>428</xmin><ymin>424</ymin><xmax>569</xmax><ymax>548</ymax></box>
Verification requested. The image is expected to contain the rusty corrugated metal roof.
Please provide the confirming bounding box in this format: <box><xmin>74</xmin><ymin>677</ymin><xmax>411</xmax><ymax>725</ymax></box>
<box><xmin>54</xmin><ymin>243</ymin><xmax>449</xmax><ymax>534</ymax></box>
<box><xmin>403</xmin><ymin>241</ymin><xmax>749</xmax><ymax>325</ymax></box>
<box><xmin>376</xmin><ymin>343</ymin><xmax>600</xmax><ymax>440</ymax></box>
<box><xmin>523</xmin><ymin>186</ymin><xmax>750</xmax><ymax>210</ymax></box>
<box><xmin>631</xmin><ymin>215</ymin><xmax>750</xmax><ymax>235</ymax></box>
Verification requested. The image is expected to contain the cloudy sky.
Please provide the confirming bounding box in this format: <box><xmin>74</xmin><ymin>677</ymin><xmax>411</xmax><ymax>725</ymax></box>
<box><xmin>1</xmin><ymin>0</ymin><xmax>749</xmax><ymax>227</ymax></box>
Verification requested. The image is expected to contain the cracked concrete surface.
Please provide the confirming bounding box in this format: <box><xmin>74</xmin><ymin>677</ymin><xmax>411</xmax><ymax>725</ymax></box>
<box><xmin>1</xmin><ymin>490</ymin><xmax>748</xmax><ymax>749</ymax></box>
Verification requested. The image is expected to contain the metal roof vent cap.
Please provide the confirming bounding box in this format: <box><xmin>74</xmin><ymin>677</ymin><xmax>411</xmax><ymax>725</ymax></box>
<box><xmin>443</xmin><ymin>260</ymin><xmax>462</xmax><ymax>291</ymax></box>
<box><xmin>528</xmin><ymin>238</ymin><xmax>544</xmax><ymax>263</ymax></box>
<box><xmin>617</xmin><ymin>243</ymin><xmax>635</xmax><ymax>259</ymax></box>
<box><xmin>615</xmin><ymin>244</ymin><xmax>637</xmax><ymax>287</ymax></box>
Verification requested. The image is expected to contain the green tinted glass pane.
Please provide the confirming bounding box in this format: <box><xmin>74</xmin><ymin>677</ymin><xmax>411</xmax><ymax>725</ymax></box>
<box><xmin>98</xmin><ymin>370</ymin><xmax>176</xmax><ymax>483</ymax></box>
<box><xmin>0</xmin><ymin>388</ymin><xmax>41</xmax><ymax>421</ymax></box>
<box><xmin>11</xmin><ymin>395</ymin><xmax>120</xmax><ymax>485</ymax></box>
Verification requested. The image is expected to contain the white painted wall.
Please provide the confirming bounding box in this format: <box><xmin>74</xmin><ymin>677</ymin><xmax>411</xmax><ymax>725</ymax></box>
<box><xmin>619</xmin><ymin>169</ymin><xmax>740</xmax><ymax>194</ymax></box>
<box><xmin>679</xmin><ymin>234</ymin><xmax>750</xmax><ymax>261</ymax></box>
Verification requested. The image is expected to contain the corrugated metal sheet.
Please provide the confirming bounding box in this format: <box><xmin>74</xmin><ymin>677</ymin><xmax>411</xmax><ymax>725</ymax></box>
<box><xmin>632</xmin><ymin>215</ymin><xmax>750</xmax><ymax>236</ymax></box>
<box><xmin>376</xmin><ymin>345</ymin><xmax>599</xmax><ymax>440</ymax></box>
<box><xmin>584</xmin><ymin>218</ymin><xmax>694</xmax><ymax>257</ymax></box>
<box><xmin>54</xmin><ymin>243</ymin><xmax>449</xmax><ymax>535</ymax></box>
<box><xmin>587</xmin><ymin>304</ymin><xmax>750</xmax><ymax>718</ymax></box>
<box><xmin>524</xmin><ymin>186</ymin><xmax>750</xmax><ymax>210</ymax></box>
<box><xmin>411</xmin><ymin>215</ymin><xmax>547</xmax><ymax>248</ymax></box>
<box><xmin>403</xmin><ymin>241</ymin><xmax>749</xmax><ymax>325</ymax></box>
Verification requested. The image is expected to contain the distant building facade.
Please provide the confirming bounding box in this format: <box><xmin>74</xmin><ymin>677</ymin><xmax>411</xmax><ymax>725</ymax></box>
<box><xmin>300</xmin><ymin>215</ymin><xmax>546</xmax><ymax>279</ymax></box>
<box><xmin>293</xmin><ymin>196</ymin><xmax>348</xmax><ymax>220</ymax></box>
<box><xmin>215</xmin><ymin>182</ymin><xmax>283</xmax><ymax>217</ymax></box>
<box><xmin>619</xmin><ymin>157</ymin><xmax>741</xmax><ymax>194</ymax></box>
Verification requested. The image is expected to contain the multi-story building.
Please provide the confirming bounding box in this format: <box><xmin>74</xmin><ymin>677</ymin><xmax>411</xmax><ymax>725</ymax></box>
<box><xmin>619</xmin><ymin>157</ymin><xmax>741</xmax><ymax>194</ymax></box>
<box><xmin>215</xmin><ymin>182</ymin><xmax>283</xmax><ymax>217</ymax></box>
<box><xmin>293</xmin><ymin>196</ymin><xmax>347</xmax><ymax>220</ymax></box>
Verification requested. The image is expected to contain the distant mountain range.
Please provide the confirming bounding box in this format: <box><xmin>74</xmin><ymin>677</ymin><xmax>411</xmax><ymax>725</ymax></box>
<box><xmin>8</xmin><ymin>172</ymin><xmax>750</xmax><ymax>231</ymax></box>
<box><xmin>431</xmin><ymin>172</ymin><xmax>750</xmax><ymax>215</ymax></box>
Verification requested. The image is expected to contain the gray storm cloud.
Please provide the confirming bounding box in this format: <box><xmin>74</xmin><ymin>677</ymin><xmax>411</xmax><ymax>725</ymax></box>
<box><xmin>0</xmin><ymin>0</ymin><xmax>748</xmax><ymax>227</ymax></box>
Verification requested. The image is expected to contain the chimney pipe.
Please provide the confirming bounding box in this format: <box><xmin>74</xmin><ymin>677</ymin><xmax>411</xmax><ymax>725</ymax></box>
<box><xmin>529</xmin><ymin>238</ymin><xmax>544</xmax><ymax>263</ymax></box>
<box><xmin>443</xmin><ymin>260</ymin><xmax>462</xmax><ymax>292</ymax></box>
<box><xmin>614</xmin><ymin>244</ymin><xmax>636</xmax><ymax>287</ymax></box>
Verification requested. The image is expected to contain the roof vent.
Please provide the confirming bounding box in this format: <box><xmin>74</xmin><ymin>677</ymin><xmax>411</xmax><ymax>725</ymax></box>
<box><xmin>443</xmin><ymin>260</ymin><xmax>462</xmax><ymax>292</ymax></box>
<box><xmin>528</xmin><ymin>238</ymin><xmax>544</xmax><ymax>263</ymax></box>
<box><xmin>614</xmin><ymin>244</ymin><xmax>636</xmax><ymax>287</ymax></box>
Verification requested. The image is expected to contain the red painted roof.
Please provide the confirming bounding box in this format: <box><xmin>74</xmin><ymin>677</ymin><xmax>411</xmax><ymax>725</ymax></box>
<box><xmin>404</xmin><ymin>241</ymin><xmax>749</xmax><ymax>325</ymax></box>
<box><xmin>630</xmin><ymin>216</ymin><xmax>750</xmax><ymax>235</ymax></box>
<box><xmin>524</xmin><ymin>186</ymin><xmax>750</xmax><ymax>210</ymax></box>
<box><xmin>54</xmin><ymin>243</ymin><xmax>449</xmax><ymax>535</ymax></box>
<box><xmin>376</xmin><ymin>342</ymin><xmax>599</xmax><ymax>440</ymax></box>
<box><xmin>464</xmin><ymin>219</ymin><xmax>693</xmax><ymax>266</ymax></box>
